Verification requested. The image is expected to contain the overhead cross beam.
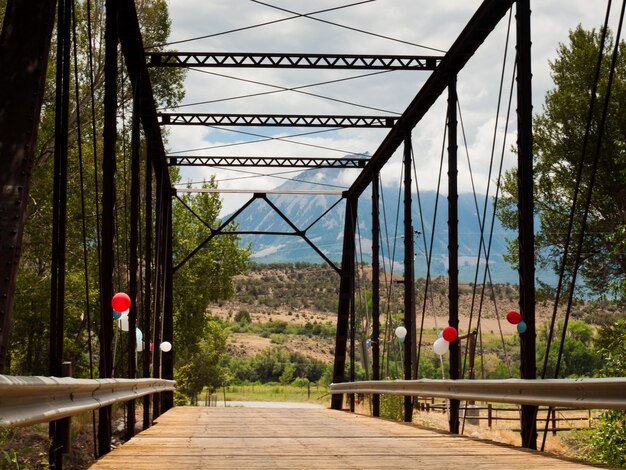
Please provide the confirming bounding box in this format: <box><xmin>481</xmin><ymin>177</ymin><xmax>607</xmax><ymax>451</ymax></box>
<box><xmin>167</xmin><ymin>156</ymin><xmax>368</xmax><ymax>168</ymax></box>
<box><xmin>347</xmin><ymin>0</ymin><xmax>515</xmax><ymax>199</ymax></box>
<box><xmin>147</xmin><ymin>52</ymin><xmax>442</xmax><ymax>70</ymax></box>
<box><xmin>173</xmin><ymin>193</ymin><xmax>342</xmax><ymax>274</ymax></box>
<box><xmin>158</xmin><ymin>113</ymin><xmax>399</xmax><ymax>128</ymax></box>
<box><xmin>175</xmin><ymin>188</ymin><xmax>345</xmax><ymax>195</ymax></box>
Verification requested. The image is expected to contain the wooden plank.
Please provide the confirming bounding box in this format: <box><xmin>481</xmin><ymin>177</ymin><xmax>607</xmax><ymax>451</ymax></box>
<box><xmin>90</xmin><ymin>407</ymin><xmax>609</xmax><ymax>469</ymax></box>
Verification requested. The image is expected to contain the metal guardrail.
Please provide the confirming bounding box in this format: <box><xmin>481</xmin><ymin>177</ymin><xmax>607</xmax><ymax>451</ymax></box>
<box><xmin>330</xmin><ymin>378</ymin><xmax>626</xmax><ymax>410</ymax></box>
<box><xmin>0</xmin><ymin>375</ymin><xmax>175</xmax><ymax>427</ymax></box>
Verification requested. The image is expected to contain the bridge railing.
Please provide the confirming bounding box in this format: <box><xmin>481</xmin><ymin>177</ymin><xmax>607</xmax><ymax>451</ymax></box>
<box><xmin>0</xmin><ymin>374</ymin><xmax>175</xmax><ymax>427</ymax></box>
<box><xmin>330</xmin><ymin>378</ymin><xmax>626</xmax><ymax>410</ymax></box>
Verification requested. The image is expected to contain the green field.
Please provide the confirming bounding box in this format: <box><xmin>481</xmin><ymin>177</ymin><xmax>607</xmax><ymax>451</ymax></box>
<box><xmin>204</xmin><ymin>382</ymin><xmax>330</xmax><ymax>405</ymax></box>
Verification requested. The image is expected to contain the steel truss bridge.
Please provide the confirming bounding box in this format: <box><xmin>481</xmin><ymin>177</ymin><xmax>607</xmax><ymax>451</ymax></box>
<box><xmin>0</xmin><ymin>0</ymin><xmax>622</xmax><ymax>468</ymax></box>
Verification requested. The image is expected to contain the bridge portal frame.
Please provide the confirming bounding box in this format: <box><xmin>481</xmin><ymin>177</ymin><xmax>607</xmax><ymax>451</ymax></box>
<box><xmin>0</xmin><ymin>0</ymin><xmax>539</xmax><ymax>457</ymax></box>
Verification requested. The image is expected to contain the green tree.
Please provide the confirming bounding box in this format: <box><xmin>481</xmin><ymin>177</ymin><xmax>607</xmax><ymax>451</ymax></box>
<box><xmin>174</xmin><ymin>319</ymin><xmax>229</xmax><ymax>405</ymax></box>
<box><xmin>498</xmin><ymin>26</ymin><xmax>626</xmax><ymax>300</ymax></box>
<box><xmin>234</xmin><ymin>309</ymin><xmax>251</xmax><ymax>324</ymax></box>
<box><xmin>172</xmin><ymin>176</ymin><xmax>250</xmax><ymax>365</ymax></box>
<box><xmin>586</xmin><ymin>319</ymin><xmax>626</xmax><ymax>467</ymax></box>
<box><xmin>7</xmin><ymin>0</ymin><xmax>186</xmax><ymax>376</ymax></box>
<box><xmin>279</xmin><ymin>362</ymin><xmax>296</xmax><ymax>385</ymax></box>
<box><xmin>536</xmin><ymin>319</ymin><xmax>600</xmax><ymax>378</ymax></box>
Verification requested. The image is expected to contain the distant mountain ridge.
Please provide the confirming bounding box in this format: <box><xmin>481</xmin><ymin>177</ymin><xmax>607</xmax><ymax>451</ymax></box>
<box><xmin>228</xmin><ymin>167</ymin><xmax>520</xmax><ymax>284</ymax></box>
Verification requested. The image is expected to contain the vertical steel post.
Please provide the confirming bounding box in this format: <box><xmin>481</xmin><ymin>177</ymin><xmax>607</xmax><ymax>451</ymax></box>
<box><xmin>50</xmin><ymin>0</ymin><xmax>71</xmax><ymax>379</ymax></box>
<box><xmin>126</xmin><ymin>74</ymin><xmax>141</xmax><ymax>439</ymax></box>
<box><xmin>349</xmin><ymin>289</ymin><xmax>356</xmax><ymax>412</ymax></box>
<box><xmin>371</xmin><ymin>172</ymin><xmax>381</xmax><ymax>417</ymax></box>
<box><xmin>161</xmin><ymin>192</ymin><xmax>174</xmax><ymax>412</ymax></box>
<box><xmin>98</xmin><ymin>0</ymin><xmax>118</xmax><ymax>456</ymax></box>
<box><xmin>468</xmin><ymin>331</ymin><xmax>478</xmax><ymax>380</ymax></box>
<box><xmin>152</xmin><ymin>171</ymin><xmax>164</xmax><ymax>420</ymax></box>
<box><xmin>448</xmin><ymin>75</ymin><xmax>460</xmax><ymax>434</ymax></box>
<box><xmin>516</xmin><ymin>0</ymin><xmax>537</xmax><ymax>450</ymax></box>
<box><xmin>50</xmin><ymin>362</ymin><xmax>72</xmax><ymax>469</ymax></box>
<box><xmin>331</xmin><ymin>196</ymin><xmax>357</xmax><ymax>410</ymax></box>
<box><xmin>403</xmin><ymin>133</ymin><xmax>415</xmax><ymax>423</ymax></box>
<box><xmin>50</xmin><ymin>0</ymin><xmax>71</xmax><ymax>465</ymax></box>
<box><xmin>0</xmin><ymin>0</ymin><xmax>56</xmax><ymax>373</ymax></box>
<box><xmin>143</xmin><ymin>147</ymin><xmax>153</xmax><ymax>429</ymax></box>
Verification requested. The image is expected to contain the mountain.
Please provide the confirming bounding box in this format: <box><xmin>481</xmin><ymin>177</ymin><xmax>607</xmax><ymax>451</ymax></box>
<box><xmin>229</xmin><ymin>167</ymin><xmax>519</xmax><ymax>284</ymax></box>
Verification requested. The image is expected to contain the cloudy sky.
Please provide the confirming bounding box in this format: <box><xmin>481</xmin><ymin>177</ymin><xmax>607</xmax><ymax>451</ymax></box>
<box><xmin>159</xmin><ymin>1</ymin><xmax>616</xmax><ymax>215</ymax></box>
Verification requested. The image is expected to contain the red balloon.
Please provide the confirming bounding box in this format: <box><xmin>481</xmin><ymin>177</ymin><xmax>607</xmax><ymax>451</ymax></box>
<box><xmin>111</xmin><ymin>292</ymin><xmax>131</xmax><ymax>312</ymax></box>
<box><xmin>442</xmin><ymin>326</ymin><xmax>458</xmax><ymax>342</ymax></box>
<box><xmin>506</xmin><ymin>310</ymin><xmax>522</xmax><ymax>325</ymax></box>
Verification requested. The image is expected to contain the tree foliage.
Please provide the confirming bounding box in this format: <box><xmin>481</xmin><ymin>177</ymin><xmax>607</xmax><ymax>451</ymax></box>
<box><xmin>585</xmin><ymin>319</ymin><xmax>626</xmax><ymax>467</ymax></box>
<box><xmin>172</xmin><ymin>176</ymin><xmax>250</xmax><ymax>364</ymax></box>
<box><xmin>536</xmin><ymin>319</ymin><xmax>600</xmax><ymax>378</ymax></box>
<box><xmin>174</xmin><ymin>319</ymin><xmax>229</xmax><ymax>405</ymax></box>
<box><xmin>498</xmin><ymin>26</ymin><xmax>626</xmax><ymax>300</ymax></box>
<box><xmin>4</xmin><ymin>1</ymin><xmax>250</xmax><ymax>382</ymax></box>
<box><xmin>496</xmin><ymin>27</ymin><xmax>626</xmax><ymax>463</ymax></box>
<box><xmin>226</xmin><ymin>346</ymin><xmax>327</xmax><ymax>384</ymax></box>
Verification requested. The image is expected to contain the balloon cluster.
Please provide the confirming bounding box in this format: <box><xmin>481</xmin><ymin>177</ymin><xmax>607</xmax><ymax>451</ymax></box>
<box><xmin>149</xmin><ymin>341</ymin><xmax>172</xmax><ymax>352</ymax></box>
<box><xmin>111</xmin><ymin>292</ymin><xmax>172</xmax><ymax>352</ymax></box>
<box><xmin>432</xmin><ymin>326</ymin><xmax>458</xmax><ymax>356</ymax></box>
<box><xmin>112</xmin><ymin>293</ymin><xmax>132</xmax><ymax>332</ymax></box>
<box><xmin>506</xmin><ymin>310</ymin><xmax>527</xmax><ymax>334</ymax></box>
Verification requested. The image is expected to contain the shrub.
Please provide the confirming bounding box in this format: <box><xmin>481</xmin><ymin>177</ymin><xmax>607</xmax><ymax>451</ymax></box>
<box><xmin>588</xmin><ymin>411</ymin><xmax>626</xmax><ymax>467</ymax></box>
<box><xmin>234</xmin><ymin>309</ymin><xmax>251</xmax><ymax>324</ymax></box>
<box><xmin>380</xmin><ymin>395</ymin><xmax>404</xmax><ymax>421</ymax></box>
<box><xmin>292</xmin><ymin>377</ymin><xmax>310</xmax><ymax>388</ymax></box>
<box><xmin>270</xmin><ymin>334</ymin><xmax>286</xmax><ymax>344</ymax></box>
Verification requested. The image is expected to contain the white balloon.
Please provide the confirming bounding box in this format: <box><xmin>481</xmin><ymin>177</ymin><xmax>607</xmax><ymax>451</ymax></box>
<box><xmin>395</xmin><ymin>326</ymin><xmax>407</xmax><ymax>341</ymax></box>
<box><xmin>118</xmin><ymin>315</ymin><xmax>129</xmax><ymax>332</ymax></box>
<box><xmin>433</xmin><ymin>337</ymin><xmax>450</xmax><ymax>355</ymax></box>
<box><xmin>136</xmin><ymin>328</ymin><xmax>143</xmax><ymax>343</ymax></box>
<box><xmin>160</xmin><ymin>341</ymin><xmax>172</xmax><ymax>352</ymax></box>
<box><xmin>136</xmin><ymin>341</ymin><xmax>144</xmax><ymax>352</ymax></box>
<box><xmin>120</xmin><ymin>309</ymin><xmax>130</xmax><ymax>318</ymax></box>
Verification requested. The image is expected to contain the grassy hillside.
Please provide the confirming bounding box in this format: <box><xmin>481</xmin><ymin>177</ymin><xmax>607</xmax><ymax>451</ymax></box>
<box><xmin>208</xmin><ymin>262</ymin><xmax>614</xmax><ymax>379</ymax></box>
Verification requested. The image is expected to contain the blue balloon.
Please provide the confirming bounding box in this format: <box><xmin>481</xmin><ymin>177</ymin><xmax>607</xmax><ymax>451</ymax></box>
<box><xmin>112</xmin><ymin>310</ymin><xmax>122</xmax><ymax>320</ymax></box>
<box><xmin>517</xmin><ymin>320</ymin><xmax>527</xmax><ymax>334</ymax></box>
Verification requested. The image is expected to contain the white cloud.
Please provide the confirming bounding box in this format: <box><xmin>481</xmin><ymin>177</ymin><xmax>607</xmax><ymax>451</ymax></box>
<box><xmin>163</xmin><ymin>0</ymin><xmax>613</xmax><ymax>215</ymax></box>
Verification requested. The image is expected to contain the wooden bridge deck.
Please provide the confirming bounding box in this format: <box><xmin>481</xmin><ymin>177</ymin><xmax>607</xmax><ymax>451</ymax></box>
<box><xmin>90</xmin><ymin>406</ymin><xmax>606</xmax><ymax>469</ymax></box>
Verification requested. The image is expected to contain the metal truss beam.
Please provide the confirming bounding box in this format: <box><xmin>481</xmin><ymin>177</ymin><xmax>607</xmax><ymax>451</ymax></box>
<box><xmin>158</xmin><ymin>113</ymin><xmax>398</xmax><ymax>128</ymax></box>
<box><xmin>147</xmin><ymin>52</ymin><xmax>442</xmax><ymax>70</ymax></box>
<box><xmin>516</xmin><ymin>0</ymin><xmax>537</xmax><ymax>451</ymax></box>
<box><xmin>0</xmin><ymin>0</ymin><xmax>57</xmax><ymax>373</ymax></box>
<box><xmin>118</xmin><ymin>0</ymin><xmax>170</xmax><ymax>187</ymax></box>
<box><xmin>168</xmin><ymin>156</ymin><xmax>368</xmax><ymax>168</ymax></box>
<box><xmin>330</xmin><ymin>196</ymin><xmax>357</xmax><ymax>410</ymax></box>
<box><xmin>173</xmin><ymin>193</ymin><xmax>342</xmax><ymax>274</ymax></box>
<box><xmin>347</xmin><ymin>0</ymin><xmax>515</xmax><ymax>199</ymax></box>
<box><xmin>176</xmin><ymin>188</ymin><xmax>345</xmax><ymax>195</ymax></box>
